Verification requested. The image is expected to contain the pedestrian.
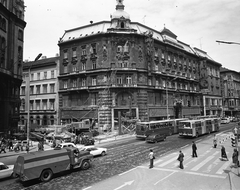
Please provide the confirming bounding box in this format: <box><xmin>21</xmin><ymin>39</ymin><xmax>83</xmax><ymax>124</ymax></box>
<box><xmin>38</xmin><ymin>141</ymin><xmax>43</xmax><ymax>151</ymax></box>
<box><xmin>0</xmin><ymin>143</ymin><xmax>6</xmax><ymax>153</ymax></box>
<box><xmin>232</xmin><ymin>148</ymin><xmax>239</xmax><ymax>168</ymax></box>
<box><xmin>220</xmin><ymin>145</ymin><xmax>228</xmax><ymax>161</ymax></box>
<box><xmin>177</xmin><ymin>150</ymin><xmax>184</xmax><ymax>169</ymax></box>
<box><xmin>149</xmin><ymin>149</ymin><xmax>155</xmax><ymax>169</ymax></box>
<box><xmin>8</xmin><ymin>139</ymin><xmax>13</xmax><ymax>151</ymax></box>
<box><xmin>213</xmin><ymin>134</ymin><xmax>217</xmax><ymax>148</ymax></box>
<box><xmin>192</xmin><ymin>141</ymin><xmax>198</xmax><ymax>157</ymax></box>
<box><xmin>26</xmin><ymin>143</ymin><xmax>29</xmax><ymax>153</ymax></box>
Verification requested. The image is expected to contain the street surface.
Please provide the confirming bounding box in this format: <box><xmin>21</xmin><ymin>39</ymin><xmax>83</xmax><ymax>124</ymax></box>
<box><xmin>87</xmin><ymin>131</ymin><xmax>236</xmax><ymax>190</ymax></box>
<box><xmin>0</xmin><ymin>122</ymin><xmax>237</xmax><ymax>190</ymax></box>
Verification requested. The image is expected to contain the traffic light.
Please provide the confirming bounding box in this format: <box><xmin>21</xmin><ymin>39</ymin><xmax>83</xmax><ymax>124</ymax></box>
<box><xmin>231</xmin><ymin>137</ymin><xmax>236</xmax><ymax>147</ymax></box>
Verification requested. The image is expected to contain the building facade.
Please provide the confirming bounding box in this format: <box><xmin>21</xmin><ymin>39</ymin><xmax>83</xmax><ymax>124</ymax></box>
<box><xmin>57</xmin><ymin>0</ymin><xmax>221</xmax><ymax>130</ymax></box>
<box><xmin>194</xmin><ymin>48</ymin><xmax>222</xmax><ymax>117</ymax></box>
<box><xmin>19</xmin><ymin>56</ymin><xmax>60</xmax><ymax>131</ymax></box>
<box><xmin>0</xmin><ymin>0</ymin><xmax>26</xmax><ymax>135</ymax></box>
<box><xmin>220</xmin><ymin>68</ymin><xmax>240</xmax><ymax>118</ymax></box>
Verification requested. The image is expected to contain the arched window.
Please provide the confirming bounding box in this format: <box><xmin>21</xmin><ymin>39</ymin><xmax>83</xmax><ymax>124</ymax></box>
<box><xmin>36</xmin><ymin>116</ymin><xmax>40</xmax><ymax>125</ymax></box>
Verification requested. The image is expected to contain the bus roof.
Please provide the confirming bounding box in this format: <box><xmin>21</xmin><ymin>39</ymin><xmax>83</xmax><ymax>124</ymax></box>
<box><xmin>179</xmin><ymin>119</ymin><xmax>203</xmax><ymax>123</ymax></box>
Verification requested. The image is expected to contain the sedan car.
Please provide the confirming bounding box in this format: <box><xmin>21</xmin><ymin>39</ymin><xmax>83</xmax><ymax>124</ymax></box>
<box><xmin>146</xmin><ymin>133</ymin><xmax>166</xmax><ymax>143</ymax></box>
<box><xmin>54</xmin><ymin>142</ymin><xmax>84</xmax><ymax>150</ymax></box>
<box><xmin>80</xmin><ymin>146</ymin><xmax>107</xmax><ymax>156</ymax></box>
<box><xmin>0</xmin><ymin>162</ymin><xmax>15</xmax><ymax>179</ymax></box>
<box><xmin>221</xmin><ymin>118</ymin><xmax>230</xmax><ymax>124</ymax></box>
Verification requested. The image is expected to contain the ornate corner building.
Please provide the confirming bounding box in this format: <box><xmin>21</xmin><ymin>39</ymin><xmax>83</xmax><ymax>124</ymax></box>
<box><xmin>220</xmin><ymin>68</ymin><xmax>240</xmax><ymax>117</ymax></box>
<box><xmin>0</xmin><ymin>0</ymin><xmax>26</xmax><ymax>135</ymax></box>
<box><xmin>57</xmin><ymin>0</ymin><xmax>222</xmax><ymax>130</ymax></box>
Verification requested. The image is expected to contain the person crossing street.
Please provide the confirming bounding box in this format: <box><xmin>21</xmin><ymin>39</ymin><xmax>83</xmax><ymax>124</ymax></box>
<box><xmin>192</xmin><ymin>141</ymin><xmax>198</xmax><ymax>157</ymax></box>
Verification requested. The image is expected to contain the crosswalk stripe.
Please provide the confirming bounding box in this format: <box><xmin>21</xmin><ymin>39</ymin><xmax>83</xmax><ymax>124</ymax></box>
<box><xmin>216</xmin><ymin>160</ymin><xmax>231</xmax><ymax>174</ymax></box>
<box><xmin>191</xmin><ymin>155</ymin><xmax>215</xmax><ymax>171</ymax></box>
<box><xmin>158</xmin><ymin>156</ymin><xmax>178</xmax><ymax>167</ymax></box>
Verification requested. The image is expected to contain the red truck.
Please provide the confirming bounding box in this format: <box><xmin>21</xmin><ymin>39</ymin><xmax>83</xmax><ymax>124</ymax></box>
<box><xmin>13</xmin><ymin>147</ymin><xmax>93</xmax><ymax>182</ymax></box>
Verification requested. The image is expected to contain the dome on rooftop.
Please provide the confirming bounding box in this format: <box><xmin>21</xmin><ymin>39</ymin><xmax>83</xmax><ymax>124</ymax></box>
<box><xmin>111</xmin><ymin>0</ymin><xmax>130</xmax><ymax>20</ymax></box>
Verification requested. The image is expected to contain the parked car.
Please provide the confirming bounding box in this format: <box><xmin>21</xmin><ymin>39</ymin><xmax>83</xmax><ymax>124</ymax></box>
<box><xmin>0</xmin><ymin>162</ymin><xmax>16</xmax><ymax>179</ymax></box>
<box><xmin>221</xmin><ymin>118</ymin><xmax>230</xmax><ymax>124</ymax></box>
<box><xmin>146</xmin><ymin>133</ymin><xmax>166</xmax><ymax>143</ymax></box>
<box><xmin>80</xmin><ymin>146</ymin><xmax>107</xmax><ymax>156</ymax></box>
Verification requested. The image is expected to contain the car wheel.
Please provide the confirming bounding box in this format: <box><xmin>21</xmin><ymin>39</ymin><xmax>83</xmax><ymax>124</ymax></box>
<box><xmin>81</xmin><ymin>160</ymin><xmax>90</xmax><ymax>170</ymax></box>
<box><xmin>11</xmin><ymin>173</ymin><xmax>17</xmax><ymax>178</ymax></box>
<box><xmin>101</xmin><ymin>151</ymin><xmax>106</xmax><ymax>156</ymax></box>
<box><xmin>40</xmin><ymin>169</ymin><xmax>53</xmax><ymax>182</ymax></box>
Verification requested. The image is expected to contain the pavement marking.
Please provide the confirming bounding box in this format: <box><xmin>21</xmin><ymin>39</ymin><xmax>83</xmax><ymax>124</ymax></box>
<box><xmin>82</xmin><ymin>186</ymin><xmax>92</xmax><ymax>190</ymax></box>
<box><xmin>154</xmin><ymin>159</ymin><xmax>163</xmax><ymax>164</ymax></box>
<box><xmin>191</xmin><ymin>155</ymin><xmax>215</xmax><ymax>171</ymax></box>
<box><xmin>154</xmin><ymin>171</ymin><xmax>176</xmax><ymax>185</ymax></box>
<box><xmin>157</xmin><ymin>156</ymin><xmax>178</xmax><ymax>167</ymax></box>
<box><xmin>119</xmin><ymin>167</ymin><xmax>137</xmax><ymax>176</ymax></box>
<box><xmin>138</xmin><ymin>166</ymin><xmax>226</xmax><ymax>179</ymax></box>
<box><xmin>216</xmin><ymin>160</ymin><xmax>231</xmax><ymax>174</ymax></box>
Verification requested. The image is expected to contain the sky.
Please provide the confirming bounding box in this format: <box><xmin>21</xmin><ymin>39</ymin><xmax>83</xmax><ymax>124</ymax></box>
<box><xmin>23</xmin><ymin>0</ymin><xmax>240</xmax><ymax>72</ymax></box>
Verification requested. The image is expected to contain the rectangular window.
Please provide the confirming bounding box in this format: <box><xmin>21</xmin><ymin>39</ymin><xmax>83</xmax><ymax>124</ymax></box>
<box><xmin>82</xmin><ymin>63</ymin><xmax>86</xmax><ymax>70</ymax></box>
<box><xmin>148</xmin><ymin>78</ymin><xmax>152</xmax><ymax>86</ymax></box>
<box><xmin>126</xmin><ymin>76</ymin><xmax>132</xmax><ymax>85</ymax></box>
<box><xmin>42</xmin><ymin>100</ymin><xmax>47</xmax><ymax>110</ymax></box>
<box><xmin>21</xmin><ymin>86</ymin><xmax>25</xmax><ymax>95</ymax></box>
<box><xmin>44</xmin><ymin>71</ymin><xmax>47</xmax><ymax>79</ymax></box>
<box><xmin>91</xmin><ymin>44</ymin><xmax>97</xmax><ymax>54</ymax></box>
<box><xmin>30</xmin><ymin>86</ymin><xmax>34</xmax><ymax>95</ymax></box>
<box><xmin>31</xmin><ymin>73</ymin><xmax>34</xmax><ymax>81</ymax></box>
<box><xmin>64</xmin><ymin>51</ymin><xmax>68</xmax><ymax>59</ymax></box>
<box><xmin>36</xmin><ymin>100</ymin><xmax>40</xmax><ymax>110</ymax></box>
<box><xmin>64</xmin><ymin>65</ymin><xmax>68</xmax><ymax>73</ymax></box>
<box><xmin>117</xmin><ymin>76</ymin><xmax>122</xmax><ymax>84</ymax></box>
<box><xmin>92</xmin><ymin>77</ymin><xmax>97</xmax><ymax>86</ymax></box>
<box><xmin>82</xmin><ymin>78</ymin><xmax>86</xmax><ymax>86</ymax></box>
<box><xmin>30</xmin><ymin>101</ymin><xmax>33</xmax><ymax>110</ymax></box>
<box><xmin>36</xmin><ymin>85</ymin><xmax>40</xmax><ymax>94</ymax></box>
<box><xmin>73</xmin><ymin>79</ymin><xmax>77</xmax><ymax>88</ymax></box>
<box><xmin>161</xmin><ymin>51</ymin><xmax>165</xmax><ymax>59</ymax></box>
<box><xmin>117</xmin><ymin>46</ymin><xmax>122</xmax><ymax>53</ymax></box>
<box><xmin>72</xmin><ymin>65</ymin><xmax>77</xmax><ymax>72</ymax></box>
<box><xmin>81</xmin><ymin>46</ymin><xmax>86</xmax><ymax>55</ymax></box>
<box><xmin>92</xmin><ymin>61</ymin><xmax>96</xmax><ymax>69</ymax></box>
<box><xmin>72</xmin><ymin>48</ymin><xmax>77</xmax><ymax>57</ymax></box>
<box><xmin>51</xmin><ymin>70</ymin><xmax>54</xmax><ymax>78</ymax></box>
<box><xmin>49</xmin><ymin>100</ymin><xmax>55</xmax><ymax>110</ymax></box>
<box><xmin>50</xmin><ymin>84</ymin><xmax>55</xmax><ymax>93</ymax></box>
<box><xmin>37</xmin><ymin>72</ymin><xmax>40</xmax><ymax>80</ymax></box>
<box><xmin>63</xmin><ymin>80</ymin><xmax>68</xmax><ymax>89</ymax></box>
<box><xmin>43</xmin><ymin>84</ymin><xmax>47</xmax><ymax>93</ymax></box>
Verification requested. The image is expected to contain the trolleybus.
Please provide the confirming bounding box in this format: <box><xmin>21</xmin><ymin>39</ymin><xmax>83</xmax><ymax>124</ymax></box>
<box><xmin>178</xmin><ymin>117</ymin><xmax>220</xmax><ymax>137</ymax></box>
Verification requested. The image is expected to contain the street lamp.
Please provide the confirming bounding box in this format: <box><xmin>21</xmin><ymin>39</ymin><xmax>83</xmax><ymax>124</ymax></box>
<box><xmin>166</xmin><ymin>77</ymin><xmax>177</xmax><ymax>119</ymax></box>
<box><xmin>26</xmin><ymin>53</ymin><xmax>42</xmax><ymax>144</ymax></box>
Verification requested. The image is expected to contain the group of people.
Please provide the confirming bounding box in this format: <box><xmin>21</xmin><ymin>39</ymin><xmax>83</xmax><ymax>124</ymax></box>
<box><xmin>148</xmin><ymin>134</ymin><xmax>239</xmax><ymax>170</ymax></box>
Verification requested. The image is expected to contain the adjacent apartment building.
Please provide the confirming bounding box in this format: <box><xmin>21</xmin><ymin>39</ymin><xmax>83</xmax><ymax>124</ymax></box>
<box><xmin>220</xmin><ymin>67</ymin><xmax>240</xmax><ymax>118</ymax></box>
<box><xmin>19</xmin><ymin>56</ymin><xmax>59</xmax><ymax>130</ymax></box>
<box><xmin>0</xmin><ymin>0</ymin><xmax>26</xmax><ymax>135</ymax></box>
<box><xmin>57</xmin><ymin>0</ymin><xmax>222</xmax><ymax>130</ymax></box>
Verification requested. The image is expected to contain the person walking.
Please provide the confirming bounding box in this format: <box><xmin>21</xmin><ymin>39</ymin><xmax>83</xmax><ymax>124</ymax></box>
<box><xmin>213</xmin><ymin>134</ymin><xmax>217</xmax><ymax>148</ymax></box>
<box><xmin>0</xmin><ymin>142</ymin><xmax>6</xmax><ymax>153</ymax></box>
<box><xmin>177</xmin><ymin>150</ymin><xmax>184</xmax><ymax>169</ymax></box>
<box><xmin>149</xmin><ymin>149</ymin><xmax>155</xmax><ymax>169</ymax></box>
<box><xmin>232</xmin><ymin>148</ymin><xmax>239</xmax><ymax>168</ymax></box>
<box><xmin>192</xmin><ymin>141</ymin><xmax>198</xmax><ymax>157</ymax></box>
<box><xmin>220</xmin><ymin>145</ymin><xmax>228</xmax><ymax>161</ymax></box>
<box><xmin>26</xmin><ymin>143</ymin><xmax>29</xmax><ymax>153</ymax></box>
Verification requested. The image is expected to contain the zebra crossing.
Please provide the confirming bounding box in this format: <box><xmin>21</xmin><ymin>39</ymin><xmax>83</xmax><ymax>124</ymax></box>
<box><xmin>150</xmin><ymin>133</ymin><xmax>235</xmax><ymax>178</ymax></box>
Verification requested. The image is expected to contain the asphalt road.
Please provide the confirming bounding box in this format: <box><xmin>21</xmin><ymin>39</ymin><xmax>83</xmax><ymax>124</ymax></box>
<box><xmin>0</xmin><ymin>122</ymin><xmax>236</xmax><ymax>190</ymax></box>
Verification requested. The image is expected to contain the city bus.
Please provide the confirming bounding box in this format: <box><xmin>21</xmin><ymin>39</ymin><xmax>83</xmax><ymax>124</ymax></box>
<box><xmin>135</xmin><ymin>120</ymin><xmax>174</xmax><ymax>139</ymax></box>
<box><xmin>178</xmin><ymin>118</ymin><xmax>220</xmax><ymax>137</ymax></box>
<box><xmin>171</xmin><ymin>118</ymin><xmax>189</xmax><ymax>134</ymax></box>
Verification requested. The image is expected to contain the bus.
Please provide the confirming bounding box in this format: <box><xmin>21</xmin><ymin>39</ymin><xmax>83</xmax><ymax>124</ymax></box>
<box><xmin>171</xmin><ymin>118</ymin><xmax>189</xmax><ymax>134</ymax></box>
<box><xmin>136</xmin><ymin>120</ymin><xmax>174</xmax><ymax>139</ymax></box>
<box><xmin>178</xmin><ymin>118</ymin><xmax>220</xmax><ymax>137</ymax></box>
